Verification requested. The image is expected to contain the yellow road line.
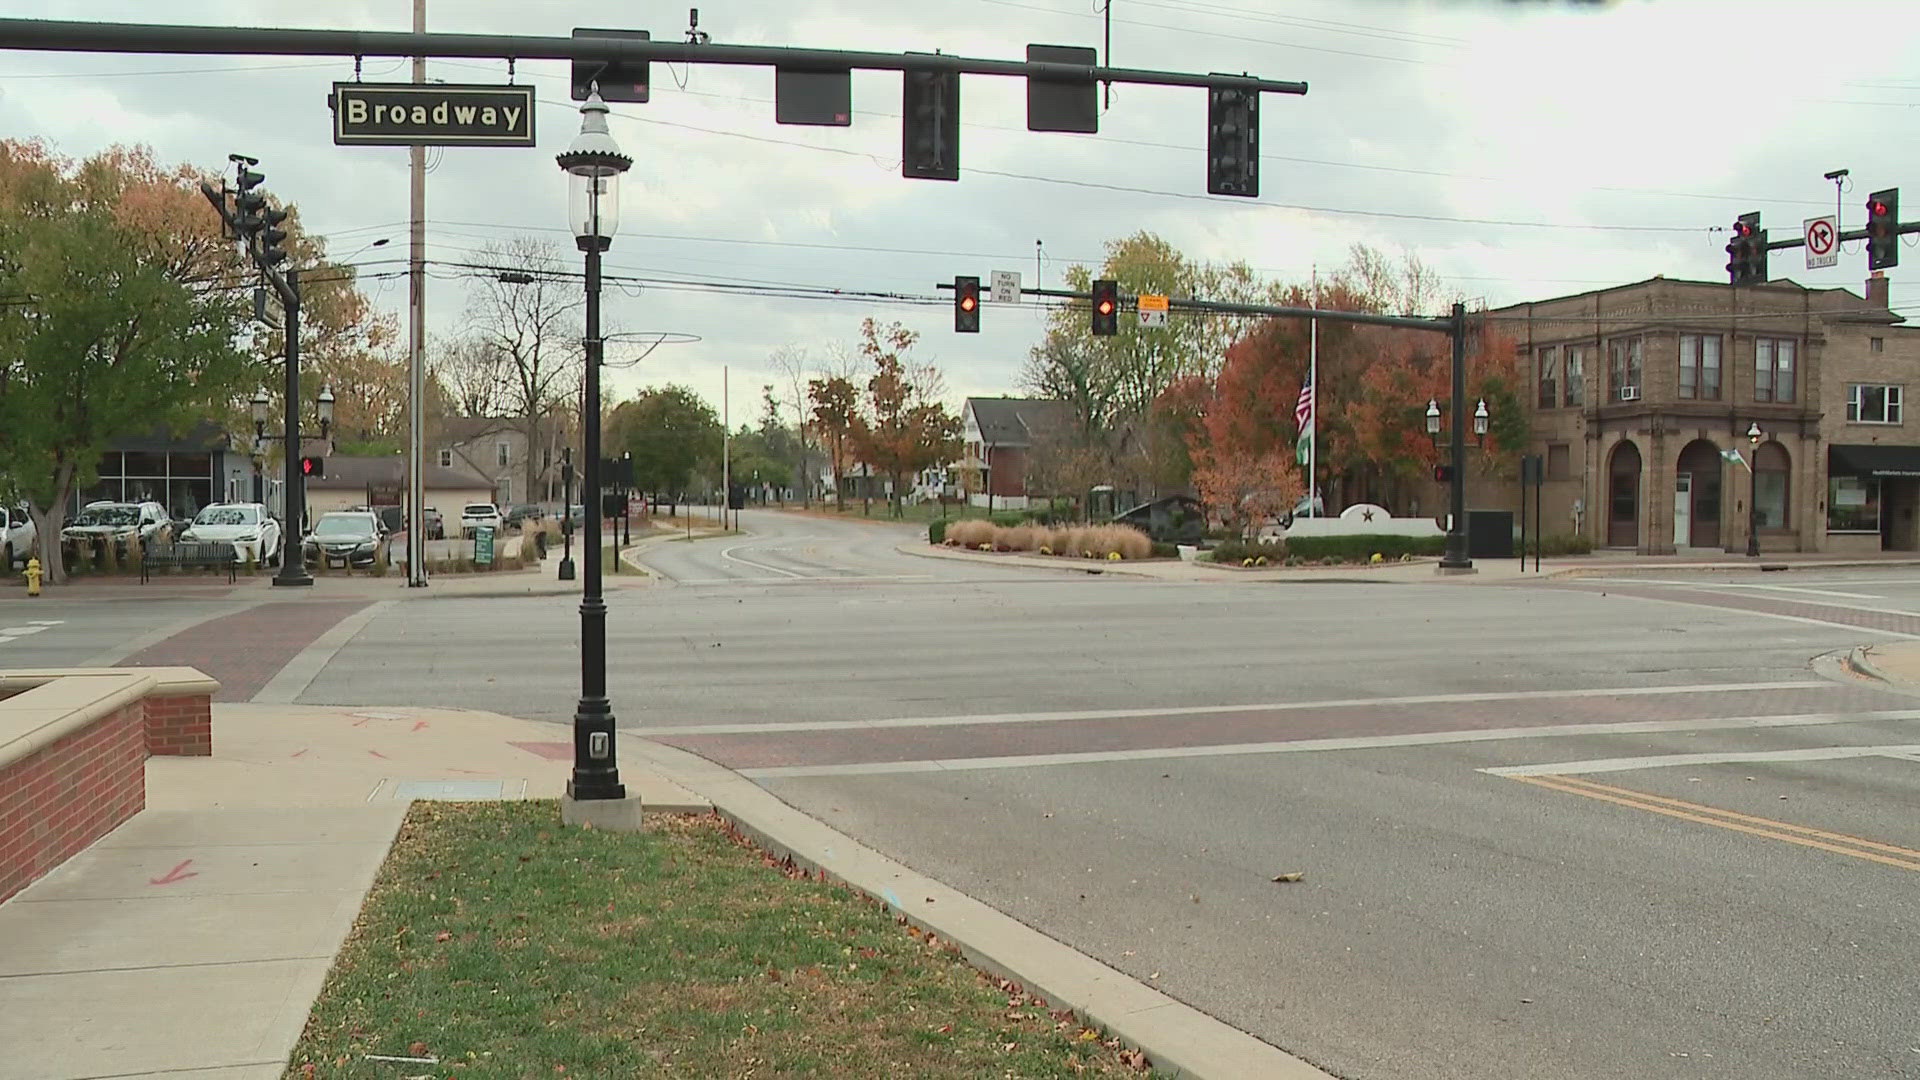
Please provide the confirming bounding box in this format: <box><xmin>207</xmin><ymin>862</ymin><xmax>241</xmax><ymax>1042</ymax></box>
<box><xmin>1551</xmin><ymin>774</ymin><xmax>1920</xmax><ymax>861</ymax></box>
<box><xmin>1510</xmin><ymin>775</ymin><xmax>1920</xmax><ymax>873</ymax></box>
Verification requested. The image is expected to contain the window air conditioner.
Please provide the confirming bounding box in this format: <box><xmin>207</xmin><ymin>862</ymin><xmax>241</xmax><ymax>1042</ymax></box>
<box><xmin>1617</xmin><ymin>386</ymin><xmax>1641</xmax><ymax>402</ymax></box>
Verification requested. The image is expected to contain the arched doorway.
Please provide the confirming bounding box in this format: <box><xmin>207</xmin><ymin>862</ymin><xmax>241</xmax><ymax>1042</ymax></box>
<box><xmin>1608</xmin><ymin>440</ymin><xmax>1641</xmax><ymax>548</ymax></box>
<box><xmin>1754</xmin><ymin>442</ymin><xmax>1790</xmax><ymax>536</ymax></box>
<box><xmin>1676</xmin><ymin>439</ymin><xmax>1724</xmax><ymax>548</ymax></box>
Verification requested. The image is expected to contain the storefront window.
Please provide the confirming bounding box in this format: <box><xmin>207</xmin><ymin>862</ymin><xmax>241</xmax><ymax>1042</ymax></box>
<box><xmin>1827</xmin><ymin>475</ymin><xmax>1880</xmax><ymax>532</ymax></box>
<box><xmin>1756</xmin><ymin>473</ymin><xmax>1788</xmax><ymax>529</ymax></box>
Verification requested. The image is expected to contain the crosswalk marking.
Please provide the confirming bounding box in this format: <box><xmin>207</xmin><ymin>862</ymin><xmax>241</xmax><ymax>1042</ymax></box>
<box><xmin>0</xmin><ymin>620</ymin><xmax>63</xmax><ymax>644</ymax></box>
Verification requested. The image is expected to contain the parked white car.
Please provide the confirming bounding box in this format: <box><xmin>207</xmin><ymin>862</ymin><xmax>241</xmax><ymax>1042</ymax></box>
<box><xmin>180</xmin><ymin>502</ymin><xmax>282</xmax><ymax>567</ymax></box>
<box><xmin>460</xmin><ymin>502</ymin><xmax>504</xmax><ymax>537</ymax></box>
<box><xmin>0</xmin><ymin>502</ymin><xmax>35</xmax><ymax>568</ymax></box>
<box><xmin>61</xmin><ymin>501</ymin><xmax>171</xmax><ymax>550</ymax></box>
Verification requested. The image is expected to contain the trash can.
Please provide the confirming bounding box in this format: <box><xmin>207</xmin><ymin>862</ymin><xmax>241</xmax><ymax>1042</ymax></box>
<box><xmin>1467</xmin><ymin>510</ymin><xmax>1515</xmax><ymax>558</ymax></box>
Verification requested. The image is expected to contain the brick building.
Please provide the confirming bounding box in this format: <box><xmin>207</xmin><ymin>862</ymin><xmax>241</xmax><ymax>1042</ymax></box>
<box><xmin>1499</xmin><ymin>273</ymin><xmax>1916</xmax><ymax>554</ymax></box>
<box><xmin>959</xmin><ymin>397</ymin><xmax>1072</xmax><ymax>509</ymax></box>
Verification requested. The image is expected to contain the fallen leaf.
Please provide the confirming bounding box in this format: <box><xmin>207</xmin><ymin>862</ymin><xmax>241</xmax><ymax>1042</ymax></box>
<box><xmin>408</xmin><ymin>1041</ymin><xmax>428</xmax><ymax>1056</ymax></box>
<box><xmin>1119</xmin><ymin>1046</ymin><xmax>1149</xmax><ymax>1069</ymax></box>
<box><xmin>1271</xmin><ymin>872</ymin><xmax>1306</xmax><ymax>883</ymax></box>
<box><xmin>435</xmin><ymin>931</ymin><xmax>452</xmax><ymax>942</ymax></box>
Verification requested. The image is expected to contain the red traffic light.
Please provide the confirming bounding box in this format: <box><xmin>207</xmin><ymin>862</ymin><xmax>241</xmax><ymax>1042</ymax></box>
<box><xmin>1096</xmin><ymin>299</ymin><xmax>1114</xmax><ymax>315</ymax></box>
<box><xmin>959</xmin><ymin>295</ymin><xmax>977</xmax><ymax>312</ymax></box>
<box><xmin>1871</xmin><ymin>201</ymin><xmax>1890</xmax><ymax>218</ymax></box>
<box><xmin>1432</xmin><ymin>463</ymin><xmax>1454</xmax><ymax>483</ymax></box>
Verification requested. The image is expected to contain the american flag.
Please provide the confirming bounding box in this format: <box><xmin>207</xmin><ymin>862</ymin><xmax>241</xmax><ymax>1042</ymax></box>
<box><xmin>1295</xmin><ymin>379</ymin><xmax>1313</xmax><ymax>431</ymax></box>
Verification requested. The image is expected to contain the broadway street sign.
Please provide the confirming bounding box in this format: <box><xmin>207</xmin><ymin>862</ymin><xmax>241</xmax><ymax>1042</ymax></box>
<box><xmin>329</xmin><ymin>82</ymin><xmax>535</xmax><ymax>146</ymax></box>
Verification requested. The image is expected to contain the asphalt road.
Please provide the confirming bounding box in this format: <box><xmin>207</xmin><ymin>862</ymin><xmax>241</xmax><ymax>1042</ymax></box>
<box><xmin>87</xmin><ymin>516</ymin><xmax>1920</xmax><ymax>1078</ymax></box>
<box><xmin>0</xmin><ymin>596</ymin><xmax>246</xmax><ymax>668</ymax></box>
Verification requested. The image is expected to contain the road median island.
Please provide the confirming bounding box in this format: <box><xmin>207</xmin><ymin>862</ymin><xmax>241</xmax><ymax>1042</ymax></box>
<box><xmin>286</xmin><ymin>801</ymin><xmax>1164</xmax><ymax>1079</ymax></box>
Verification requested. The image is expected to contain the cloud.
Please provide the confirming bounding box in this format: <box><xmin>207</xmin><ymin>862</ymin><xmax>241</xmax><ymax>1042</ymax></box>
<box><xmin>4</xmin><ymin>0</ymin><xmax>1917</xmax><ymax>421</ymax></box>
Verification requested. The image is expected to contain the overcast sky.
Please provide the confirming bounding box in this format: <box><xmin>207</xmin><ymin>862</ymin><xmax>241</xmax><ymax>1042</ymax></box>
<box><xmin>4</xmin><ymin>0</ymin><xmax>1918</xmax><ymax>422</ymax></box>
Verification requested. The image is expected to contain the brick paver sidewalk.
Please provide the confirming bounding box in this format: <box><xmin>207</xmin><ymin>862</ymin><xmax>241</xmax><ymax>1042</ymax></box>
<box><xmin>119</xmin><ymin>600</ymin><xmax>370</xmax><ymax>701</ymax></box>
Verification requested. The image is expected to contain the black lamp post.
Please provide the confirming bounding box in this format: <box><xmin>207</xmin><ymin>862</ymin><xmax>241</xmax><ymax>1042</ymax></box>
<box><xmin>1425</xmin><ymin>356</ymin><xmax>1488</xmax><ymax>572</ymax></box>
<box><xmin>557</xmin><ymin>88</ymin><xmax>631</xmax><ymax>804</ymax></box>
<box><xmin>249</xmin><ymin>379</ymin><xmax>332</xmax><ymax>586</ymax></box>
<box><xmin>559</xmin><ymin>446</ymin><xmax>576</xmax><ymax>581</ymax></box>
<box><xmin>622</xmin><ymin>450</ymin><xmax>632</xmax><ymax>546</ymax></box>
<box><xmin>1747</xmin><ymin>421</ymin><xmax>1763</xmax><ymax>558</ymax></box>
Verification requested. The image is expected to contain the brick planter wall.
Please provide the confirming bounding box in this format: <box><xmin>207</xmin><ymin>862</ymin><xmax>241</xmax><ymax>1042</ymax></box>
<box><xmin>0</xmin><ymin>701</ymin><xmax>145</xmax><ymax>905</ymax></box>
<box><xmin>143</xmin><ymin>694</ymin><xmax>212</xmax><ymax>757</ymax></box>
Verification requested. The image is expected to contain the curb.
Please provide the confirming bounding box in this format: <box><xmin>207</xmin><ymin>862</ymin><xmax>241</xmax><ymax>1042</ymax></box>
<box><xmin>896</xmin><ymin>541</ymin><xmax>1169</xmax><ymax>580</ymax></box>
<box><xmin>627</xmin><ymin>738</ymin><xmax>1334</xmax><ymax>1080</ymax></box>
<box><xmin>1845</xmin><ymin>645</ymin><xmax>1893</xmax><ymax>684</ymax></box>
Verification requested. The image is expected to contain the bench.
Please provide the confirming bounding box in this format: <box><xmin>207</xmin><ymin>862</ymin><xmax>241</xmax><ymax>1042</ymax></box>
<box><xmin>140</xmin><ymin>541</ymin><xmax>238</xmax><ymax>584</ymax></box>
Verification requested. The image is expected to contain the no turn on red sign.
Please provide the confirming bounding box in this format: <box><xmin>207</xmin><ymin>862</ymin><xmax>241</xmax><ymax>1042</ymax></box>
<box><xmin>1805</xmin><ymin>215</ymin><xmax>1838</xmax><ymax>269</ymax></box>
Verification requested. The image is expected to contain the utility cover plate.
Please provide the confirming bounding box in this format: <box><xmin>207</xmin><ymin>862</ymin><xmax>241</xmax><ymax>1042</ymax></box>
<box><xmin>390</xmin><ymin>780</ymin><xmax>511</xmax><ymax>801</ymax></box>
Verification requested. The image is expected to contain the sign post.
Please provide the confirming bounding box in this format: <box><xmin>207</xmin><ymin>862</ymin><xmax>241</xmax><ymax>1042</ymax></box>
<box><xmin>1805</xmin><ymin>215</ymin><xmax>1838</xmax><ymax>269</ymax></box>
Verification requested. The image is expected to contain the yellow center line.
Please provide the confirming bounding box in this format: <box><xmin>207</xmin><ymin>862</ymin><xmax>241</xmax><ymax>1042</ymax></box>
<box><xmin>1550</xmin><ymin>774</ymin><xmax>1920</xmax><ymax>861</ymax></box>
<box><xmin>1509</xmin><ymin>775</ymin><xmax>1920</xmax><ymax>874</ymax></box>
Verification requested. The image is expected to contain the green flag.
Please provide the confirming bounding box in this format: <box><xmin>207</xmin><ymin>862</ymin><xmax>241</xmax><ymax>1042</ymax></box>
<box><xmin>1296</xmin><ymin>423</ymin><xmax>1312</xmax><ymax>466</ymax></box>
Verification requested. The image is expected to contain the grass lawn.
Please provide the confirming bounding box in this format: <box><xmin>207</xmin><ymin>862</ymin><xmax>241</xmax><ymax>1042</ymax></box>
<box><xmin>287</xmin><ymin>803</ymin><xmax>1159</xmax><ymax>1079</ymax></box>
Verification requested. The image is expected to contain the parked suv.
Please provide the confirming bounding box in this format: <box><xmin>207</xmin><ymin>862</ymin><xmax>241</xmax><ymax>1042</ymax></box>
<box><xmin>0</xmin><ymin>502</ymin><xmax>35</xmax><ymax>569</ymax></box>
<box><xmin>62</xmin><ymin>500</ymin><xmax>170</xmax><ymax>553</ymax></box>
<box><xmin>180</xmin><ymin>503</ymin><xmax>282</xmax><ymax>567</ymax></box>
<box><xmin>460</xmin><ymin>502</ymin><xmax>504</xmax><ymax>538</ymax></box>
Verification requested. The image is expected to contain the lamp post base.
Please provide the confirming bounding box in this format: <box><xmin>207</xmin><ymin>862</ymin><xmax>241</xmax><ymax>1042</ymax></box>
<box><xmin>271</xmin><ymin>572</ymin><xmax>314</xmax><ymax>587</ymax></box>
<box><xmin>561</xmin><ymin>790</ymin><xmax>644</xmax><ymax>832</ymax></box>
<box><xmin>1435</xmin><ymin>561</ymin><xmax>1478</xmax><ymax>576</ymax></box>
<box><xmin>558</xmin><ymin>558</ymin><xmax>576</xmax><ymax>581</ymax></box>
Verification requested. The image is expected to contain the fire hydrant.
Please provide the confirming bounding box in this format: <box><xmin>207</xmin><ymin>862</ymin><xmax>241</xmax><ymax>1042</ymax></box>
<box><xmin>25</xmin><ymin>557</ymin><xmax>43</xmax><ymax>597</ymax></box>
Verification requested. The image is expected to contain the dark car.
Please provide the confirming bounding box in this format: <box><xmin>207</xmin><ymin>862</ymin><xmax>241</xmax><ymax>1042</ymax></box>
<box><xmin>303</xmin><ymin>511</ymin><xmax>385</xmax><ymax>569</ymax></box>
<box><xmin>504</xmin><ymin>503</ymin><xmax>545</xmax><ymax>529</ymax></box>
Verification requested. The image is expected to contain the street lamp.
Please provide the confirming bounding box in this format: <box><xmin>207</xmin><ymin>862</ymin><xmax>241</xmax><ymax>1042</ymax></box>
<box><xmin>1473</xmin><ymin>399</ymin><xmax>1489</xmax><ymax>443</ymax></box>
<box><xmin>556</xmin><ymin>88</ymin><xmax>634</xmax><ymax>816</ymax></box>
<box><xmin>247</xmin><ymin>383</ymin><xmax>335</xmax><ymax>585</ymax></box>
<box><xmin>1747</xmin><ymin>421</ymin><xmax>1763</xmax><ymax>558</ymax></box>
<box><xmin>559</xmin><ymin>447</ymin><xmax>576</xmax><ymax>582</ymax></box>
<box><xmin>1425</xmin><ymin>399</ymin><xmax>1441</xmax><ymax>442</ymax></box>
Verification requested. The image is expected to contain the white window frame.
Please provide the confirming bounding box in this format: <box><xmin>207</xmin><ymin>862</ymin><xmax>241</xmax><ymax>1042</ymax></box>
<box><xmin>438</xmin><ymin>449</ymin><xmax>452</xmax><ymax>467</ymax></box>
<box><xmin>1847</xmin><ymin>383</ymin><xmax>1903</xmax><ymax>425</ymax></box>
<box><xmin>496</xmin><ymin>441</ymin><xmax>510</xmax><ymax>468</ymax></box>
<box><xmin>1564</xmin><ymin>345</ymin><xmax>1585</xmax><ymax>407</ymax></box>
<box><xmin>1536</xmin><ymin>346</ymin><xmax>1558</xmax><ymax>409</ymax></box>
<box><xmin>1678</xmin><ymin>333</ymin><xmax>1721</xmax><ymax>400</ymax></box>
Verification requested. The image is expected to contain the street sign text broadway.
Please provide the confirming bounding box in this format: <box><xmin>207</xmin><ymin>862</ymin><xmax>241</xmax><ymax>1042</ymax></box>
<box><xmin>330</xmin><ymin>83</ymin><xmax>535</xmax><ymax>146</ymax></box>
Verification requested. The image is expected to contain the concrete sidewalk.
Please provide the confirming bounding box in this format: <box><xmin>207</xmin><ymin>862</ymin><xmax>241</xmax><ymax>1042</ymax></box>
<box><xmin>0</xmin><ymin>703</ymin><xmax>707</xmax><ymax>1080</ymax></box>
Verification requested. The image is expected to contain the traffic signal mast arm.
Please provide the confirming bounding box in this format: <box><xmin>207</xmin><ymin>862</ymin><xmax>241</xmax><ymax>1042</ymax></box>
<box><xmin>0</xmin><ymin>18</ymin><xmax>1305</xmax><ymax>96</ymax></box>
<box><xmin>934</xmin><ymin>281</ymin><xmax>1451</xmax><ymax>333</ymax></box>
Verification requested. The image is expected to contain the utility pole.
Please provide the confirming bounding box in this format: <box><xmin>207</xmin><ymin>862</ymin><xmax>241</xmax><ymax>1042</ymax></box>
<box><xmin>405</xmin><ymin>0</ymin><xmax>428</xmax><ymax>588</ymax></box>
<box><xmin>722</xmin><ymin>364</ymin><xmax>731</xmax><ymax>532</ymax></box>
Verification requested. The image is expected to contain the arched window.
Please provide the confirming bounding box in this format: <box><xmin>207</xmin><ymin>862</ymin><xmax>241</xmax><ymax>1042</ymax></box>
<box><xmin>1754</xmin><ymin>442</ymin><xmax>1790</xmax><ymax>530</ymax></box>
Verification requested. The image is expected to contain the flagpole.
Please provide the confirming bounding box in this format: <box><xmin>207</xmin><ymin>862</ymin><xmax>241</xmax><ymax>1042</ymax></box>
<box><xmin>1308</xmin><ymin>264</ymin><xmax>1318</xmax><ymax>517</ymax></box>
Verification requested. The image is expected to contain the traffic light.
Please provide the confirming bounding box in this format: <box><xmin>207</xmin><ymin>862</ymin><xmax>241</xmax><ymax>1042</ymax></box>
<box><xmin>1725</xmin><ymin>211</ymin><xmax>1767</xmax><ymax>285</ymax></box>
<box><xmin>903</xmin><ymin>64</ymin><xmax>960</xmax><ymax>182</ymax></box>
<box><xmin>1206</xmin><ymin>82</ymin><xmax>1259</xmax><ymax>198</ymax></box>
<box><xmin>953</xmin><ymin>275</ymin><xmax>980</xmax><ymax>333</ymax></box>
<box><xmin>1090</xmin><ymin>279</ymin><xmax>1119</xmax><ymax>336</ymax></box>
<box><xmin>233</xmin><ymin>167</ymin><xmax>267</xmax><ymax>237</ymax></box>
<box><xmin>1432</xmin><ymin>463</ymin><xmax>1454</xmax><ymax>483</ymax></box>
<box><xmin>299</xmin><ymin>455</ymin><xmax>325</xmax><ymax>479</ymax></box>
<box><xmin>1867</xmin><ymin>188</ymin><xmax>1899</xmax><ymax>271</ymax></box>
<box><xmin>258</xmin><ymin>206</ymin><xmax>290</xmax><ymax>269</ymax></box>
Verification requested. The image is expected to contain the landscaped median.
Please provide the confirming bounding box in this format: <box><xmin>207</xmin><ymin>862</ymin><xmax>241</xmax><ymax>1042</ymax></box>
<box><xmin>286</xmin><ymin>801</ymin><xmax>1159</xmax><ymax>1078</ymax></box>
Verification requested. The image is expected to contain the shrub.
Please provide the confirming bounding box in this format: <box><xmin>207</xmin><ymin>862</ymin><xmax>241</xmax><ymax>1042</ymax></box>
<box><xmin>1150</xmin><ymin>541</ymin><xmax>1179</xmax><ymax>559</ymax></box>
<box><xmin>999</xmin><ymin>524</ymin><xmax>1043</xmax><ymax>552</ymax></box>
<box><xmin>1532</xmin><ymin>533</ymin><xmax>1594</xmax><ymax>556</ymax></box>
<box><xmin>1069</xmin><ymin>524</ymin><xmax>1149</xmax><ymax>560</ymax></box>
<box><xmin>989</xmin><ymin>511</ymin><xmax>1028</xmax><ymax>528</ymax></box>
<box><xmin>928</xmin><ymin>520</ymin><xmax>948</xmax><ymax>545</ymax></box>
<box><xmin>1209</xmin><ymin>539</ymin><xmax>1285</xmax><ymax>565</ymax></box>
<box><xmin>946</xmin><ymin>519</ymin><xmax>993</xmax><ymax>548</ymax></box>
<box><xmin>1285</xmin><ymin>534</ymin><xmax>1446</xmax><ymax>562</ymax></box>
